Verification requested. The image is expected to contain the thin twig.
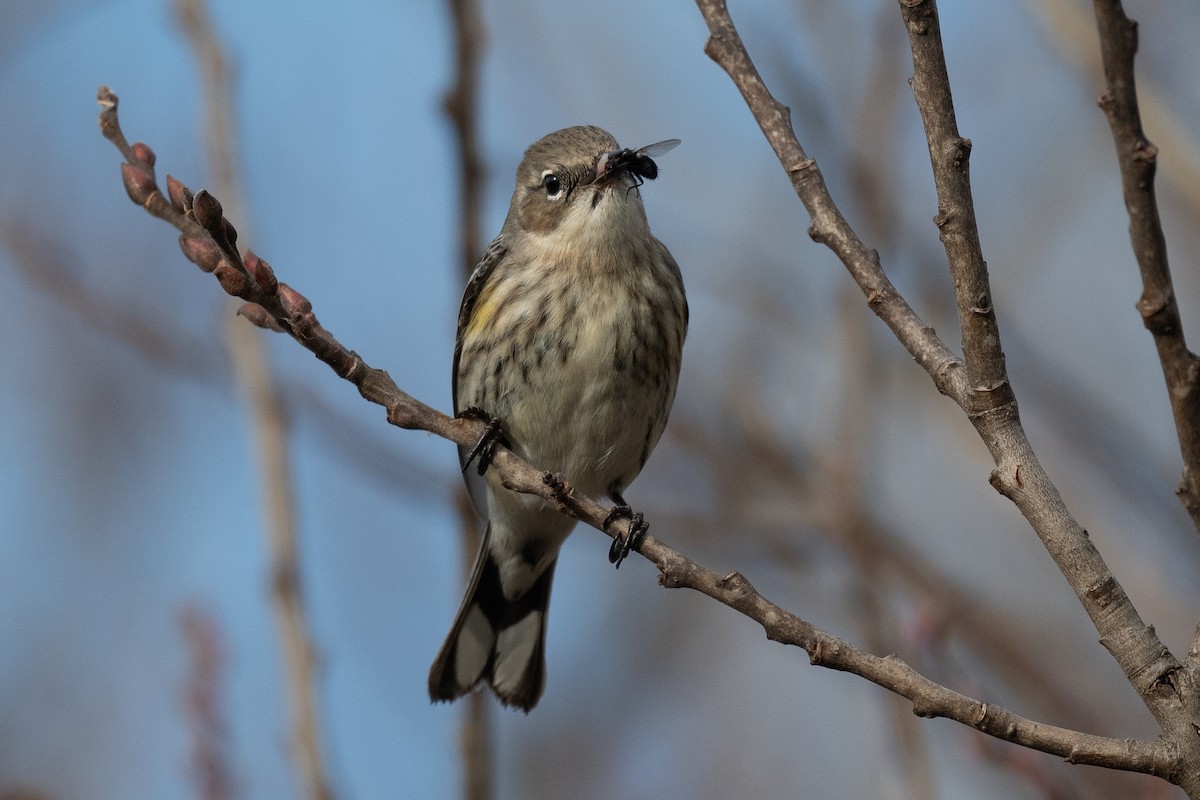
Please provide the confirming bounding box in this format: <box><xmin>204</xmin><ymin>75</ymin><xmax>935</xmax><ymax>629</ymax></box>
<box><xmin>172</xmin><ymin>1</ymin><xmax>335</xmax><ymax>797</ymax></box>
<box><xmin>98</xmin><ymin>83</ymin><xmax>1177</xmax><ymax>780</ymax></box>
<box><xmin>675</xmin><ymin>406</ymin><xmax>1119</xmax><ymax>738</ymax></box>
<box><xmin>898</xmin><ymin>0</ymin><xmax>1006</xmax><ymax>397</ymax></box>
<box><xmin>1089</xmin><ymin>0</ymin><xmax>1200</xmax><ymax>531</ymax></box>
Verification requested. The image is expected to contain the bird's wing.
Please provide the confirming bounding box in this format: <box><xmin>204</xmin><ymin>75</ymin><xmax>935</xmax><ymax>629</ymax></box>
<box><xmin>453</xmin><ymin>234</ymin><xmax>509</xmax><ymax>514</ymax></box>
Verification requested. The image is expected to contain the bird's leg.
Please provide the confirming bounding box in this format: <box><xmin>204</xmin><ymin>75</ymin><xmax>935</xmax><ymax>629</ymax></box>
<box><xmin>458</xmin><ymin>406</ymin><xmax>507</xmax><ymax>476</ymax></box>
<box><xmin>604</xmin><ymin>489</ymin><xmax>648</xmax><ymax>569</ymax></box>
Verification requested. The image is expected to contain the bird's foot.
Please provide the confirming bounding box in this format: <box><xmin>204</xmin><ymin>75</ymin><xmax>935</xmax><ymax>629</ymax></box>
<box><xmin>459</xmin><ymin>407</ymin><xmax>506</xmax><ymax>476</ymax></box>
<box><xmin>604</xmin><ymin>504</ymin><xmax>648</xmax><ymax>569</ymax></box>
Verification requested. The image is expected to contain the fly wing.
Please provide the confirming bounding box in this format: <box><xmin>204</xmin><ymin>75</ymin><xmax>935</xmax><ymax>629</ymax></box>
<box><xmin>635</xmin><ymin>138</ymin><xmax>681</xmax><ymax>159</ymax></box>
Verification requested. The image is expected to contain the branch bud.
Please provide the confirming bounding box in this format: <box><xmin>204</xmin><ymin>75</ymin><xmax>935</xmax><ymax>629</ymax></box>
<box><xmin>166</xmin><ymin>174</ymin><xmax>190</xmax><ymax>213</ymax></box>
<box><xmin>178</xmin><ymin>235</ymin><xmax>223</xmax><ymax>273</ymax></box>
<box><xmin>131</xmin><ymin>141</ymin><xmax>156</xmax><ymax>167</ymax></box>
<box><xmin>277</xmin><ymin>282</ymin><xmax>316</xmax><ymax>338</ymax></box>
<box><xmin>245</xmin><ymin>250</ymin><xmax>278</xmax><ymax>295</ymax></box>
<box><xmin>214</xmin><ymin>264</ymin><xmax>250</xmax><ymax>298</ymax></box>
<box><xmin>276</xmin><ymin>282</ymin><xmax>312</xmax><ymax>316</ymax></box>
<box><xmin>120</xmin><ymin>162</ymin><xmax>156</xmax><ymax>205</ymax></box>
<box><xmin>237</xmin><ymin>303</ymin><xmax>285</xmax><ymax>332</ymax></box>
<box><xmin>191</xmin><ymin>190</ymin><xmax>223</xmax><ymax>233</ymax></box>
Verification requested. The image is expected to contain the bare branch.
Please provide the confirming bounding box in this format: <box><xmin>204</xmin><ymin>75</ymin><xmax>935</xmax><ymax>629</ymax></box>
<box><xmin>97</xmin><ymin>83</ymin><xmax>1179</xmax><ymax>780</ymax></box>
<box><xmin>672</xmin><ymin>411</ymin><xmax>1115</xmax><ymax>736</ymax></box>
<box><xmin>691</xmin><ymin>0</ymin><xmax>1198</xmax><ymax>790</ymax></box>
<box><xmin>898</xmin><ymin>0</ymin><xmax>1007</xmax><ymax>399</ymax></box>
<box><xmin>658</xmin><ymin>556</ymin><xmax>1170</xmax><ymax>775</ymax></box>
<box><xmin>698</xmin><ymin>4</ymin><xmax>966</xmax><ymax>401</ymax></box>
<box><xmin>897</xmin><ymin>0</ymin><xmax>1194</xmax><ymax>755</ymax></box>
<box><xmin>1088</xmin><ymin>4</ymin><xmax>1200</xmax><ymax>786</ymax></box>
<box><xmin>1090</xmin><ymin>0</ymin><xmax>1200</xmax><ymax>531</ymax></box>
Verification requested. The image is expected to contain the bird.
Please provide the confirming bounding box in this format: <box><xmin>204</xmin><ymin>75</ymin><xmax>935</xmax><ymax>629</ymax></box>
<box><xmin>428</xmin><ymin>125</ymin><xmax>688</xmax><ymax>711</ymax></box>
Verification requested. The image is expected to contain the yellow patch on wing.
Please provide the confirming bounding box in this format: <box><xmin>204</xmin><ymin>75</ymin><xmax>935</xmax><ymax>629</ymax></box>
<box><xmin>465</xmin><ymin>286</ymin><xmax>500</xmax><ymax>339</ymax></box>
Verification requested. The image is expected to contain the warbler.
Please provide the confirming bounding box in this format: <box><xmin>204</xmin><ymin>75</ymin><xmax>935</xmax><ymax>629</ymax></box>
<box><xmin>428</xmin><ymin>126</ymin><xmax>688</xmax><ymax>711</ymax></box>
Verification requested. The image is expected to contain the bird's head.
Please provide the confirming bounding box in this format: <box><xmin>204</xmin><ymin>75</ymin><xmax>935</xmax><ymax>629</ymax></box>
<box><xmin>506</xmin><ymin>126</ymin><xmax>656</xmax><ymax>239</ymax></box>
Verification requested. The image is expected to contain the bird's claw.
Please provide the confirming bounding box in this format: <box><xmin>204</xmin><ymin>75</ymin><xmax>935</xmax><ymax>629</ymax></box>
<box><xmin>459</xmin><ymin>407</ymin><xmax>506</xmax><ymax>476</ymax></box>
<box><xmin>604</xmin><ymin>505</ymin><xmax>647</xmax><ymax>569</ymax></box>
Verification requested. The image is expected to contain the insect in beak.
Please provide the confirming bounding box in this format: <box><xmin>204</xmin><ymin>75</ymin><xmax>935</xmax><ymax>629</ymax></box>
<box><xmin>594</xmin><ymin>138</ymin><xmax>682</xmax><ymax>188</ymax></box>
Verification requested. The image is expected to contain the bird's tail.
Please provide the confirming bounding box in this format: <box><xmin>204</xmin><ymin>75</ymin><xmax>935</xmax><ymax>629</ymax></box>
<box><xmin>428</xmin><ymin>524</ymin><xmax>557</xmax><ymax>712</ymax></box>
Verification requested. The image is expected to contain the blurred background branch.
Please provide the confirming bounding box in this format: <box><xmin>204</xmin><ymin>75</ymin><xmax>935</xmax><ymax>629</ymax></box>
<box><xmin>173</xmin><ymin>0</ymin><xmax>334</xmax><ymax>797</ymax></box>
<box><xmin>180</xmin><ymin>607</ymin><xmax>238</xmax><ymax>800</ymax></box>
<box><xmin>441</xmin><ymin>0</ymin><xmax>494</xmax><ymax>796</ymax></box>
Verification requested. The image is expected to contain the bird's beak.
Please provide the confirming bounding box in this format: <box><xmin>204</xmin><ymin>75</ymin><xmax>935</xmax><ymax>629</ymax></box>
<box><xmin>592</xmin><ymin>148</ymin><xmax>625</xmax><ymax>186</ymax></box>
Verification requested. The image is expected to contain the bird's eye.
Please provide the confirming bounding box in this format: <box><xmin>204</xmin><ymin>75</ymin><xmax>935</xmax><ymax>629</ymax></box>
<box><xmin>542</xmin><ymin>173</ymin><xmax>562</xmax><ymax>197</ymax></box>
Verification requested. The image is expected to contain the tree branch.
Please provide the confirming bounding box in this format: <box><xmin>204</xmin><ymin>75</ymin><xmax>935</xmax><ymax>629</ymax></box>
<box><xmin>97</xmin><ymin>83</ymin><xmax>1179</xmax><ymax>782</ymax></box>
<box><xmin>698</xmin><ymin>4</ymin><xmax>968</xmax><ymax>404</ymax></box>
<box><xmin>656</xmin><ymin>559</ymin><xmax>1170</xmax><ymax>776</ymax></box>
<box><xmin>896</xmin><ymin>0</ymin><xmax>1189</xmax><ymax>745</ymax></box>
<box><xmin>1090</xmin><ymin>0</ymin><xmax>1200</xmax><ymax>531</ymax></box>
<box><xmin>692</xmin><ymin>0</ymin><xmax>1198</xmax><ymax>791</ymax></box>
<box><xmin>898</xmin><ymin>0</ymin><xmax>1006</xmax><ymax>402</ymax></box>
